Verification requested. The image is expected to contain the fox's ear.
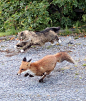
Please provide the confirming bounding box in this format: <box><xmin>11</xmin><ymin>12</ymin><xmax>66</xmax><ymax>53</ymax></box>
<box><xmin>28</xmin><ymin>59</ymin><xmax>32</xmax><ymax>67</ymax></box>
<box><xmin>28</xmin><ymin>59</ymin><xmax>32</xmax><ymax>62</ymax></box>
<box><xmin>23</xmin><ymin>57</ymin><xmax>27</xmax><ymax>61</ymax></box>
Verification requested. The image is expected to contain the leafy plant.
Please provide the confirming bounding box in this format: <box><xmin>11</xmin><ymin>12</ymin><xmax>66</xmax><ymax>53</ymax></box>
<box><xmin>82</xmin><ymin>14</ymin><xmax>86</xmax><ymax>22</ymax></box>
<box><xmin>0</xmin><ymin>0</ymin><xmax>86</xmax><ymax>35</ymax></box>
<box><xmin>65</xmin><ymin>25</ymin><xmax>72</xmax><ymax>35</ymax></box>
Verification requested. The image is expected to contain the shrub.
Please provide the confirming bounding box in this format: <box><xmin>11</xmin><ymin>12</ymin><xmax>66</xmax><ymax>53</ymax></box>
<box><xmin>0</xmin><ymin>0</ymin><xmax>86</xmax><ymax>34</ymax></box>
<box><xmin>50</xmin><ymin>0</ymin><xmax>86</xmax><ymax>28</ymax></box>
<box><xmin>0</xmin><ymin>0</ymin><xmax>51</xmax><ymax>32</ymax></box>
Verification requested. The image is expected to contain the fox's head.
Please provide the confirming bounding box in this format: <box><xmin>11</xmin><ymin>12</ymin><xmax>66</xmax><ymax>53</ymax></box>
<box><xmin>17</xmin><ymin>57</ymin><xmax>32</xmax><ymax>75</ymax></box>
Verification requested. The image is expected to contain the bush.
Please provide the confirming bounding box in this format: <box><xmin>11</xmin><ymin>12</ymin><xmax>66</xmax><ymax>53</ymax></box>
<box><xmin>0</xmin><ymin>0</ymin><xmax>51</xmax><ymax>32</ymax></box>
<box><xmin>0</xmin><ymin>0</ymin><xmax>86</xmax><ymax>34</ymax></box>
<box><xmin>50</xmin><ymin>0</ymin><xmax>86</xmax><ymax>28</ymax></box>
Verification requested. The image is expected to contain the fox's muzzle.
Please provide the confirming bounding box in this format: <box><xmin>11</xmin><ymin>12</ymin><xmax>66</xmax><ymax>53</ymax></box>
<box><xmin>17</xmin><ymin>71</ymin><xmax>21</xmax><ymax>75</ymax></box>
<box><xmin>17</xmin><ymin>73</ymin><xmax>21</xmax><ymax>75</ymax></box>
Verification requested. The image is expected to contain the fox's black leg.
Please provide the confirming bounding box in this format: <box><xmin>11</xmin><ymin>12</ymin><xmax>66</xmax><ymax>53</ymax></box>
<box><xmin>39</xmin><ymin>73</ymin><xmax>47</xmax><ymax>83</ymax></box>
<box><xmin>24</xmin><ymin>73</ymin><xmax>29</xmax><ymax>77</ymax></box>
<box><xmin>39</xmin><ymin>72</ymin><xmax>51</xmax><ymax>83</ymax></box>
<box><xmin>39</xmin><ymin>78</ymin><xmax>44</xmax><ymax>83</ymax></box>
<box><xmin>29</xmin><ymin>74</ymin><xmax>34</xmax><ymax>77</ymax></box>
<box><xmin>24</xmin><ymin>73</ymin><xmax>34</xmax><ymax>77</ymax></box>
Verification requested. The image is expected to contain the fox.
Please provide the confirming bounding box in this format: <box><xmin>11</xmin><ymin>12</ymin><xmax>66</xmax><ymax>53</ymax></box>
<box><xmin>17</xmin><ymin>52</ymin><xmax>75</xmax><ymax>82</ymax></box>
<box><xmin>16</xmin><ymin>27</ymin><xmax>61</xmax><ymax>52</ymax></box>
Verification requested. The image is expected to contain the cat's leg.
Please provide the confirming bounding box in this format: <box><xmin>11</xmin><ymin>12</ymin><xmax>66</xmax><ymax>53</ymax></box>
<box><xmin>16</xmin><ymin>41</ymin><xmax>27</xmax><ymax>47</ymax></box>
<box><xmin>21</xmin><ymin>41</ymin><xmax>32</xmax><ymax>52</ymax></box>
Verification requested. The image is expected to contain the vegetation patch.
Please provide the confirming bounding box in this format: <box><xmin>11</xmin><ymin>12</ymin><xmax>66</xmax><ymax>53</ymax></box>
<box><xmin>0</xmin><ymin>0</ymin><xmax>86</xmax><ymax>36</ymax></box>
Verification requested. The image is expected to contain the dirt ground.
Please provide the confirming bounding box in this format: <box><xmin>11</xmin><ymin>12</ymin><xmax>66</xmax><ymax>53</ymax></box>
<box><xmin>0</xmin><ymin>36</ymin><xmax>86</xmax><ymax>101</ymax></box>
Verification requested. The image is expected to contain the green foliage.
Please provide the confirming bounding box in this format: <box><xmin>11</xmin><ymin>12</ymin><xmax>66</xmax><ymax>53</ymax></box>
<box><xmin>0</xmin><ymin>0</ymin><xmax>86</xmax><ymax>35</ymax></box>
<box><xmin>65</xmin><ymin>25</ymin><xmax>72</xmax><ymax>35</ymax></box>
<box><xmin>82</xmin><ymin>14</ymin><xmax>86</xmax><ymax>22</ymax></box>
<box><xmin>0</xmin><ymin>0</ymin><xmax>51</xmax><ymax>33</ymax></box>
<box><xmin>51</xmin><ymin>0</ymin><xmax>86</xmax><ymax>28</ymax></box>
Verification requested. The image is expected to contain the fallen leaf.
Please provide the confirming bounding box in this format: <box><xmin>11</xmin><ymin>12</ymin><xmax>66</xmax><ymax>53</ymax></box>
<box><xmin>74</xmin><ymin>37</ymin><xmax>79</xmax><ymax>39</ymax></box>
<box><xmin>56</xmin><ymin>43</ymin><xmax>60</xmax><ymax>45</ymax></box>
<box><xmin>83</xmin><ymin>64</ymin><xmax>86</xmax><ymax>66</ymax></box>
<box><xmin>10</xmin><ymin>37</ymin><xmax>15</xmax><ymax>40</ymax></box>
<box><xmin>75</xmin><ymin>73</ymin><xmax>79</xmax><ymax>75</ymax></box>
<box><xmin>47</xmin><ymin>45</ymin><xmax>52</xmax><ymax>49</ymax></box>
<box><xmin>76</xmin><ymin>43</ymin><xmax>81</xmax><ymax>45</ymax></box>
<box><xmin>16</xmin><ymin>38</ymin><xmax>19</xmax><ymax>40</ymax></box>
<box><xmin>0</xmin><ymin>40</ymin><xmax>2</xmax><ymax>42</ymax></box>
<box><xmin>63</xmin><ymin>66</ymin><xmax>70</xmax><ymax>70</ymax></box>
<box><xmin>37</xmin><ymin>94</ymin><xmax>41</xmax><ymax>97</ymax></box>
<box><xmin>84</xmin><ymin>59</ymin><xmax>86</xmax><ymax>61</ymax></box>
<box><xmin>74</xmin><ymin>65</ymin><xmax>78</xmax><ymax>67</ymax></box>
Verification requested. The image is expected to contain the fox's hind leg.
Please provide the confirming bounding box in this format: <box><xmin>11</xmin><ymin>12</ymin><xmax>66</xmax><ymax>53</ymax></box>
<box><xmin>39</xmin><ymin>71</ymin><xmax>51</xmax><ymax>83</ymax></box>
<box><xmin>39</xmin><ymin>74</ymin><xmax>46</xmax><ymax>83</ymax></box>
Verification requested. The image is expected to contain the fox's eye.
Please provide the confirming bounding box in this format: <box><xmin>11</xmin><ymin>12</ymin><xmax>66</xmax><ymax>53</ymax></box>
<box><xmin>21</xmin><ymin>69</ymin><xmax>24</xmax><ymax>70</ymax></box>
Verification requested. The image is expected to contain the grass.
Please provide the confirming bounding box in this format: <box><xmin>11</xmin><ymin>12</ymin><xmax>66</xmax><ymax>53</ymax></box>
<box><xmin>75</xmin><ymin>73</ymin><xmax>79</xmax><ymax>75</ymax></box>
<box><xmin>47</xmin><ymin>45</ymin><xmax>53</xmax><ymax>49</ymax></box>
<box><xmin>0</xmin><ymin>28</ymin><xmax>18</xmax><ymax>37</ymax></box>
<box><xmin>83</xmin><ymin>64</ymin><xmax>86</xmax><ymax>66</ymax></box>
<box><xmin>0</xmin><ymin>23</ymin><xmax>86</xmax><ymax>37</ymax></box>
<box><xmin>0</xmin><ymin>32</ymin><xmax>13</xmax><ymax>37</ymax></box>
<box><xmin>59</xmin><ymin>25</ymin><xmax>86</xmax><ymax>36</ymax></box>
<box><xmin>0</xmin><ymin>30</ymin><xmax>18</xmax><ymax>37</ymax></box>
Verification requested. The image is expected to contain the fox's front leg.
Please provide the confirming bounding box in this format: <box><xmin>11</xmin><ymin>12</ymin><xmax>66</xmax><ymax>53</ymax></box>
<box><xmin>24</xmin><ymin>73</ymin><xmax>34</xmax><ymax>77</ymax></box>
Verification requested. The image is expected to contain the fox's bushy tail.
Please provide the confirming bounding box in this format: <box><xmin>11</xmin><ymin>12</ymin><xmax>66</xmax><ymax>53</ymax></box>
<box><xmin>55</xmin><ymin>52</ymin><xmax>76</xmax><ymax>64</ymax></box>
<box><xmin>64</xmin><ymin>53</ymin><xmax>75</xmax><ymax>64</ymax></box>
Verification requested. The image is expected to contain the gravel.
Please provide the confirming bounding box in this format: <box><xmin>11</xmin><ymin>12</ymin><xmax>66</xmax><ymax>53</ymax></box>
<box><xmin>0</xmin><ymin>36</ymin><xmax>86</xmax><ymax>101</ymax></box>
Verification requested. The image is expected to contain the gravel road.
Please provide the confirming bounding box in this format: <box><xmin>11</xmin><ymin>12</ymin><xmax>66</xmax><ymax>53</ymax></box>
<box><xmin>0</xmin><ymin>36</ymin><xmax>86</xmax><ymax>101</ymax></box>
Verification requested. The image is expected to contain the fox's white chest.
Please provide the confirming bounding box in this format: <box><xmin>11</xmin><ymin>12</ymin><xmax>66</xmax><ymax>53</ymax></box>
<box><xmin>22</xmin><ymin>69</ymin><xmax>35</xmax><ymax>76</ymax></box>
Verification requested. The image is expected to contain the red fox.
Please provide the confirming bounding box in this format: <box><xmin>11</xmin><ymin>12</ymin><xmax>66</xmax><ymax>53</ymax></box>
<box><xmin>17</xmin><ymin>52</ymin><xmax>75</xmax><ymax>82</ymax></box>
